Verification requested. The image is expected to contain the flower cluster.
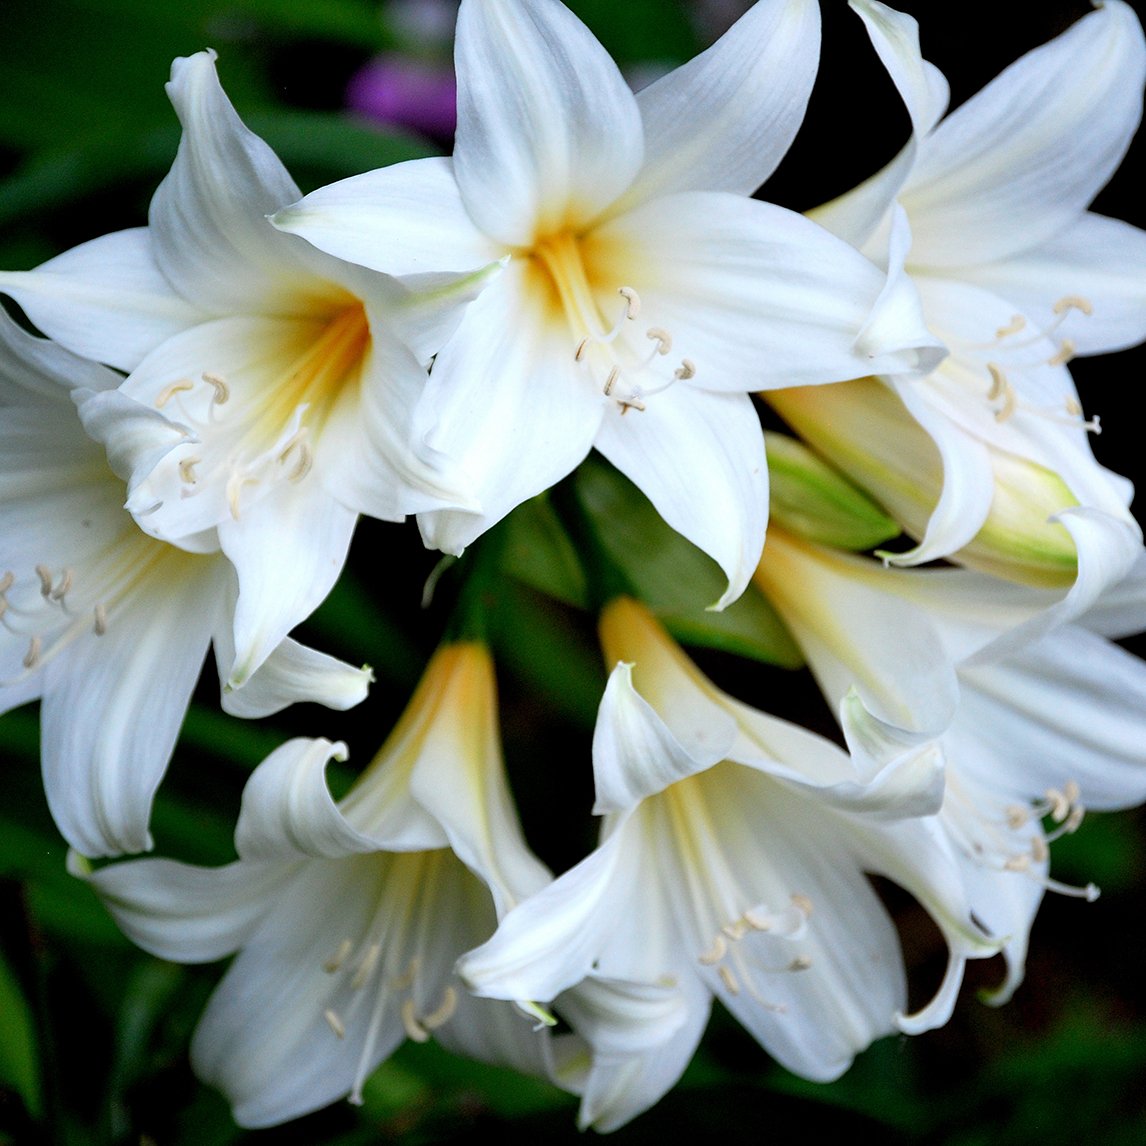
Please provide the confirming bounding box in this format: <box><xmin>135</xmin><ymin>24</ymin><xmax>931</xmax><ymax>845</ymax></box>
<box><xmin>4</xmin><ymin>0</ymin><xmax>1146</xmax><ymax>1132</ymax></box>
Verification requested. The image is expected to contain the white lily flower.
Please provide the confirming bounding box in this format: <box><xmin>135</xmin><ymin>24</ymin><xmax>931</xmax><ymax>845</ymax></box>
<box><xmin>459</xmin><ymin>599</ymin><xmax>997</xmax><ymax>1129</ymax></box>
<box><xmin>80</xmin><ymin>644</ymin><xmax>557</xmax><ymax>1127</ymax></box>
<box><xmin>0</xmin><ymin>51</ymin><xmax>487</xmax><ymax>686</ymax></box>
<box><xmin>0</xmin><ymin>312</ymin><xmax>371</xmax><ymax>858</ymax></box>
<box><xmin>273</xmin><ymin>0</ymin><xmax>945</xmax><ymax>608</ymax></box>
<box><xmin>806</xmin><ymin>0</ymin><xmax>1146</xmax><ymax>568</ymax></box>
<box><xmin>753</xmin><ymin>527</ymin><xmax>1146</xmax><ymax>1001</ymax></box>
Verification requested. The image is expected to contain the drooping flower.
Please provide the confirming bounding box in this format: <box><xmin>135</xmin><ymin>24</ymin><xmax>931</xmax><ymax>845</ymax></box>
<box><xmin>0</xmin><ymin>51</ymin><xmax>487</xmax><ymax>687</ymax></box>
<box><xmin>459</xmin><ymin>598</ymin><xmax>997</xmax><ymax>1128</ymax></box>
<box><xmin>752</xmin><ymin>525</ymin><xmax>1146</xmax><ymax>1000</ymax></box>
<box><xmin>273</xmin><ymin>0</ymin><xmax>944</xmax><ymax>607</ymax></box>
<box><xmin>0</xmin><ymin>311</ymin><xmax>370</xmax><ymax>857</ymax></box>
<box><xmin>800</xmin><ymin>0</ymin><xmax>1146</xmax><ymax>570</ymax></box>
<box><xmin>80</xmin><ymin>644</ymin><xmax>558</xmax><ymax>1127</ymax></box>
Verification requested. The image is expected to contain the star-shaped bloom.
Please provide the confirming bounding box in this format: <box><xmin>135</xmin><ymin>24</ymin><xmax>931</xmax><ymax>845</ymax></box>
<box><xmin>273</xmin><ymin>0</ymin><xmax>944</xmax><ymax>607</ymax></box>
<box><xmin>458</xmin><ymin>598</ymin><xmax>996</xmax><ymax>1126</ymax></box>
<box><xmin>80</xmin><ymin>645</ymin><xmax>557</xmax><ymax>1127</ymax></box>
<box><xmin>800</xmin><ymin>0</ymin><xmax>1146</xmax><ymax>572</ymax></box>
<box><xmin>0</xmin><ymin>311</ymin><xmax>370</xmax><ymax>857</ymax></box>
<box><xmin>0</xmin><ymin>51</ymin><xmax>485</xmax><ymax>686</ymax></box>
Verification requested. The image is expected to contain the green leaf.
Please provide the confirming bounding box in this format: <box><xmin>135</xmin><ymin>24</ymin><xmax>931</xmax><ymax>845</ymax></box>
<box><xmin>575</xmin><ymin>457</ymin><xmax>804</xmax><ymax>668</ymax></box>
<box><xmin>0</xmin><ymin>945</ymin><xmax>42</xmax><ymax>1119</ymax></box>
<box><xmin>765</xmin><ymin>432</ymin><xmax>901</xmax><ymax>552</ymax></box>
<box><xmin>500</xmin><ymin>494</ymin><xmax>590</xmax><ymax>609</ymax></box>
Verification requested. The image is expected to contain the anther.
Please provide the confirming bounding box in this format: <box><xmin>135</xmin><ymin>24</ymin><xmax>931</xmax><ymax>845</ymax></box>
<box><xmin>1045</xmin><ymin>787</ymin><xmax>1071</xmax><ymax>823</ymax></box>
<box><xmin>202</xmin><ymin>372</ymin><xmax>230</xmax><ymax>403</ymax></box>
<box><xmin>618</xmin><ymin>397</ymin><xmax>646</xmax><ymax>415</ymax></box>
<box><xmin>350</xmin><ymin>943</ymin><xmax>381</xmax><ymax>990</ymax></box>
<box><xmin>673</xmin><ymin>359</ymin><xmax>696</xmax><ymax>382</ymax></box>
<box><xmin>1047</xmin><ymin>338</ymin><xmax>1076</xmax><ymax>367</ymax></box>
<box><xmin>285</xmin><ymin>442</ymin><xmax>313</xmax><ymax>483</ymax></box>
<box><xmin>1005</xmin><ymin>804</ymin><xmax>1030</xmax><ymax>829</ymax></box>
<box><xmin>421</xmin><ymin>987</ymin><xmax>458</xmax><ymax>1031</ymax></box>
<box><xmin>1063</xmin><ymin>780</ymin><xmax>1081</xmax><ymax>804</ymax></box>
<box><xmin>323</xmin><ymin>938</ymin><xmax>354</xmax><ymax>974</ymax></box>
<box><xmin>49</xmin><ymin>568</ymin><xmax>74</xmax><ymax>602</ymax></box>
<box><xmin>35</xmin><ymin>565</ymin><xmax>53</xmax><ymax>598</ymax></box>
<box><xmin>722</xmin><ymin>919</ymin><xmax>750</xmax><ymax>942</ymax></box>
<box><xmin>574</xmin><ymin>338</ymin><xmax>589</xmax><ymax>362</ymax></box>
<box><xmin>324</xmin><ymin>1009</ymin><xmax>346</xmax><ymax>1039</ymax></box>
<box><xmin>718</xmin><ymin>965</ymin><xmax>740</xmax><ymax>995</ymax></box>
<box><xmin>1030</xmin><ymin>836</ymin><xmax>1050</xmax><ymax>864</ymax></box>
<box><xmin>179</xmin><ymin>457</ymin><xmax>200</xmax><ymax>485</ymax></box>
<box><xmin>93</xmin><ymin>604</ymin><xmax>108</xmax><ymax>636</ymax></box>
<box><xmin>790</xmin><ymin>893</ymin><xmax>814</xmax><ymax>917</ymax></box>
<box><xmin>996</xmin><ymin>315</ymin><xmax>1027</xmax><ymax>339</ymax></box>
<box><xmin>23</xmin><ymin>636</ymin><xmax>42</xmax><ymax>670</ymax></box>
<box><xmin>788</xmin><ymin>955</ymin><xmax>813</xmax><ymax>972</ymax></box>
<box><xmin>986</xmin><ymin>363</ymin><xmax>1008</xmax><ymax>401</ymax></box>
<box><xmin>618</xmin><ymin>287</ymin><xmax>641</xmax><ymax>320</ymax></box>
<box><xmin>646</xmin><ymin>327</ymin><xmax>672</xmax><ymax>355</ymax></box>
<box><xmin>391</xmin><ymin>958</ymin><xmax>418</xmax><ymax>992</ymax></box>
<box><xmin>401</xmin><ymin>998</ymin><xmax>430</xmax><ymax>1043</ymax></box>
<box><xmin>743</xmin><ymin>907</ymin><xmax>773</xmax><ymax>932</ymax></box>
<box><xmin>1053</xmin><ymin>295</ymin><xmax>1094</xmax><ymax>317</ymax></box>
<box><xmin>603</xmin><ymin>366</ymin><xmax>620</xmax><ymax>397</ymax></box>
<box><xmin>1004</xmin><ymin>854</ymin><xmax>1031</xmax><ymax>873</ymax></box>
<box><xmin>156</xmin><ymin>380</ymin><xmax>195</xmax><ymax>408</ymax></box>
<box><xmin>0</xmin><ymin>571</ymin><xmax>13</xmax><ymax>594</ymax></box>
<box><xmin>699</xmin><ymin>935</ymin><xmax>728</xmax><ymax>965</ymax></box>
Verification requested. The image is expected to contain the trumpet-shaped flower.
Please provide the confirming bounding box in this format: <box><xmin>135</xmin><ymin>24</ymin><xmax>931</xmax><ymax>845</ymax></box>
<box><xmin>753</xmin><ymin>527</ymin><xmax>1146</xmax><ymax>999</ymax></box>
<box><xmin>458</xmin><ymin>599</ymin><xmax>997</xmax><ymax>1128</ymax></box>
<box><xmin>273</xmin><ymin>0</ymin><xmax>945</xmax><ymax>607</ymax></box>
<box><xmin>0</xmin><ymin>312</ymin><xmax>370</xmax><ymax>857</ymax></box>
<box><xmin>807</xmin><ymin>0</ymin><xmax>1146</xmax><ymax>568</ymax></box>
<box><xmin>0</xmin><ymin>51</ymin><xmax>485</xmax><ymax>685</ymax></box>
<box><xmin>80</xmin><ymin>645</ymin><xmax>557</xmax><ymax>1127</ymax></box>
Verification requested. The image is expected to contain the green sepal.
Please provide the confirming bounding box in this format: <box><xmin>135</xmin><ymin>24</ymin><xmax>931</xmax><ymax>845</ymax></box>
<box><xmin>765</xmin><ymin>431</ymin><xmax>901</xmax><ymax>552</ymax></box>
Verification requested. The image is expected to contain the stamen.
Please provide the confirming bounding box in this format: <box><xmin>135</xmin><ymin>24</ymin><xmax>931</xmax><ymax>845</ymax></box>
<box><xmin>646</xmin><ymin>327</ymin><xmax>672</xmax><ymax>355</ymax></box>
<box><xmin>790</xmin><ymin>893</ymin><xmax>814</xmax><ymax>917</ymax></box>
<box><xmin>323</xmin><ymin>938</ymin><xmax>354</xmax><ymax>974</ymax></box>
<box><xmin>742</xmin><ymin>907</ymin><xmax>774</xmax><ymax>932</ymax></box>
<box><xmin>93</xmin><ymin>604</ymin><xmax>108</xmax><ymax>636</ymax></box>
<box><xmin>23</xmin><ymin>636</ymin><xmax>42</xmax><ymax>670</ymax></box>
<box><xmin>401</xmin><ymin>998</ymin><xmax>430</xmax><ymax>1043</ymax></box>
<box><xmin>202</xmin><ymin>371</ymin><xmax>230</xmax><ymax>403</ymax></box>
<box><xmin>155</xmin><ymin>379</ymin><xmax>194</xmax><ymax>408</ymax></box>
<box><xmin>0</xmin><ymin>571</ymin><xmax>13</xmax><ymax>594</ymax></box>
<box><xmin>574</xmin><ymin>338</ymin><xmax>589</xmax><ymax>362</ymax></box>
<box><xmin>1053</xmin><ymin>295</ymin><xmax>1094</xmax><ymax>317</ymax></box>
<box><xmin>986</xmin><ymin>363</ymin><xmax>1008</xmax><ymax>401</ymax></box>
<box><xmin>49</xmin><ymin>568</ymin><xmax>74</xmax><ymax>602</ymax></box>
<box><xmin>390</xmin><ymin>958</ymin><xmax>418</xmax><ymax>992</ymax></box>
<box><xmin>699</xmin><ymin>935</ymin><xmax>728</xmax><ymax>965</ymax></box>
<box><xmin>324</xmin><ymin>1009</ymin><xmax>346</xmax><ymax>1039</ymax></box>
<box><xmin>673</xmin><ymin>359</ymin><xmax>696</xmax><ymax>382</ymax></box>
<box><xmin>179</xmin><ymin>457</ymin><xmax>200</xmax><ymax>485</ymax></box>
<box><xmin>1045</xmin><ymin>787</ymin><xmax>1071</xmax><ymax>823</ymax></box>
<box><xmin>350</xmin><ymin>943</ymin><xmax>381</xmax><ymax>990</ymax></box>
<box><xmin>618</xmin><ymin>287</ymin><xmax>641</xmax><ymax>320</ymax></box>
<box><xmin>603</xmin><ymin>367</ymin><xmax>620</xmax><ymax>397</ymax></box>
<box><xmin>421</xmin><ymin>987</ymin><xmax>458</xmax><ymax>1031</ymax></box>
<box><xmin>1030</xmin><ymin>836</ymin><xmax>1050</xmax><ymax>864</ymax></box>
<box><xmin>35</xmin><ymin>565</ymin><xmax>53</xmax><ymax>598</ymax></box>
<box><xmin>722</xmin><ymin>919</ymin><xmax>750</xmax><ymax>942</ymax></box>
<box><xmin>718</xmin><ymin>965</ymin><xmax>740</xmax><ymax>995</ymax></box>
<box><xmin>996</xmin><ymin>315</ymin><xmax>1027</xmax><ymax>339</ymax></box>
<box><xmin>1047</xmin><ymin>338</ymin><xmax>1076</xmax><ymax>367</ymax></box>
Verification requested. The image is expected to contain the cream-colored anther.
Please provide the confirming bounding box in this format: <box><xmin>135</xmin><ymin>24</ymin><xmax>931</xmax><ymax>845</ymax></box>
<box><xmin>1063</xmin><ymin>780</ymin><xmax>1081</xmax><ymax>804</ymax></box>
<box><xmin>698</xmin><ymin>934</ymin><xmax>728</xmax><ymax>965</ymax></box>
<box><xmin>790</xmin><ymin>893</ymin><xmax>814</xmax><ymax>917</ymax></box>
<box><xmin>996</xmin><ymin>315</ymin><xmax>1027</xmax><ymax>339</ymax></box>
<box><xmin>284</xmin><ymin>441</ymin><xmax>313</xmax><ymax>483</ymax></box>
<box><xmin>743</xmin><ymin>907</ymin><xmax>774</xmax><ymax>932</ymax></box>
<box><xmin>1005</xmin><ymin>804</ymin><xmax>1030</xmax><ymax>829</ymax></box>
<box><xmin>23</xmin><ymin>636</ymin><xmax>42</xmax><ymax>670</ymax></box>
<box><xmin>1047</xmin><ymin>338</ymin><xmax>1076</xmax><ymax>367</ymax></box>
<box><xmin>603</xmin><ymin>366</ymin><xmax>620</xmax><ymax>397</ymax></box>
<box><xmin>1004</xmin><ymin>854</ymin><xmax>1031</xmax><ymax>873</ymax></box>
<box><xmin>324</xmin><ymin>1008</ymin><xmax>346</xmax><ymax>1039</ymax></box>
<box><xmin>646</xmin><ymin>327</ymin><xmax>672</xmax><ymax>355</ymax></box>
<box><xmin>156</xmin><ymin>379</ymin><xmax>195</xmax><ymax>409</ymax></box>
<box><xmin>323</xmin><ymin>938</ymin><xmax>354</xmax><ymax>974</ymax></box>
<box><xmin>717</xmin><ymin>965</ymin><xmax>740</xmax><ymax>995</ymax></box>
<box><xmin>788</xmin><ymin>955</ymin><xmax>813</xmax><ymax>972</ymax></box>
<box><xmin>390</xmin><ymin>958</ymin><xmax>418</xmax><ymax>992</ymax></box>
<box><xmin>350</xmin><ymin>943</ymin><xmax>381</xmax><ymax>990</ymax></box>
<box><xmin>722</xmin><ymin>919</ymin><xmax>750</xmax><ymax>941</ymax></box>
<box><xmin>202</xmin><ymin>372</ymin><xmax>230</xmax><ymax>403</ymax></box>
<box><xmin>401</xmin><ymin>998</ymin><xmax>431</xmax><ymax>1043</ymax></box>
<box><xmin>1045</xmin><ymin>787</ymin><xmax>1070</xmax><ymax>823</ymax></box>
<box><xmin>35</xmin><ymin>564</ymin><xmax>53</xmax><ymax>598</ymax></box>
<box><xmin>673</xmin><ymin>359</ymin><xmax>696</xmax><ymax>382</ymax></box>
<box><xmin>1064</xmin><ymin>397</ymin><xmax>1083</xmax><ymax>416</ymax></box>
<box><xmin>1030</xmin><ymin>836</ymin><xmax>1050</xmax><ymax>864</ymax></box>
<box><xmin>618</xmin><ymin>287</ymin><xmax>641</xmax><ymax>320</ymax></box>
<box><xmin>574</xmin><ymin>337</ymin><xmax>589</xmax><ymax>362</ymax></box>
<box><xmin>1053</xmin><ymin>295</ymin><xmax>1094</xmax><ymax>317</ymax></box>
<box><xmin>179</xmin><ymin>457</ymin><xmax>200</xmax><ymax>485</ymax></box>
<box><xmin>986</xmin><ymin>363</ymin><xmax>1008</xmax><ymax>401</ymax></box>
<box><xmin>93</xmin><ymin>603</ymin><xmax>108</xmax><ymax>637</ymax></box>
<box><xmin>618</xmin><ymin>396</ymin><xmax>646</xmax><ymax>415</ymax></box>
<box><xmin>50</xmin><ymin>568</ymin><xmax>74</xmax><ymax>602</ymax></box>
<box><xmin>421</xmin><ymin>987</ymin><xmax>458</xmax><ymax>1031</ymax></box>
<box><xmin>0</xmin><ymin>571</ymin><xmax>14</xmax><ymax>595</ymax></box>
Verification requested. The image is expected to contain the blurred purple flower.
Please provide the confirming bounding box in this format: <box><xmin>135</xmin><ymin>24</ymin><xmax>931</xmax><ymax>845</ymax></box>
<box><xmin>347</xmin><ymin>54</ymin><xmax>457</xmax><ymax>138</ymax></box>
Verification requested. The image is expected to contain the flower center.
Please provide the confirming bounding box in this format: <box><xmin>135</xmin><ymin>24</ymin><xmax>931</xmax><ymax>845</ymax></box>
<box><xmin>532</xmin><ymin>232</ymin><xmax>694</xmax><ymax>414</ymax></box>
<box><xmin>146</xmin><ymin>304</ymin><xmax>370</xmax><ymax>523</ymax></box>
